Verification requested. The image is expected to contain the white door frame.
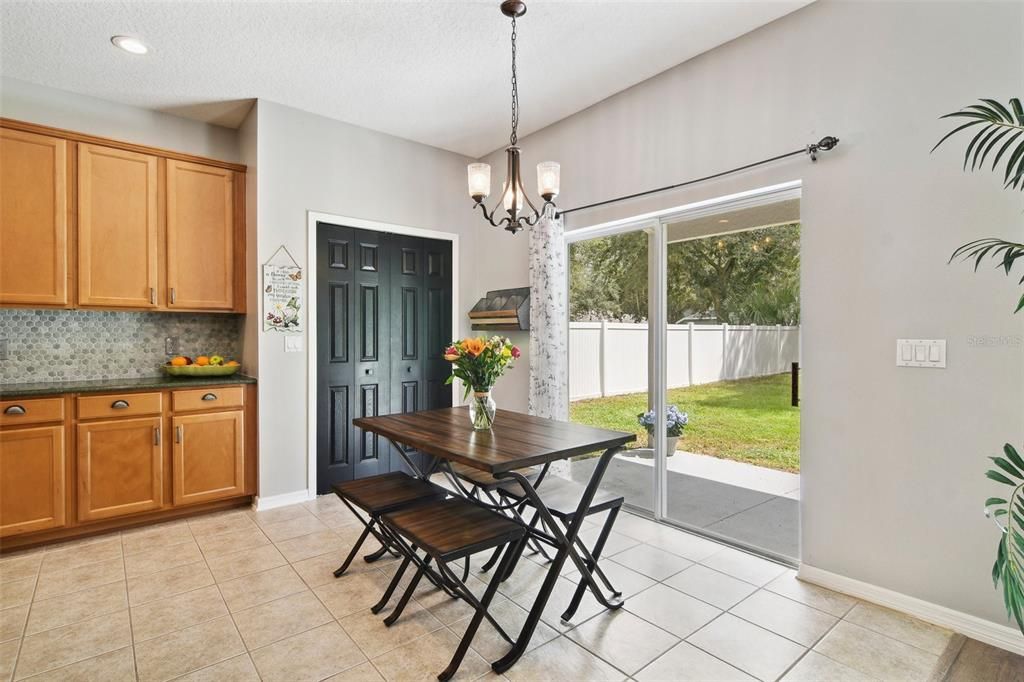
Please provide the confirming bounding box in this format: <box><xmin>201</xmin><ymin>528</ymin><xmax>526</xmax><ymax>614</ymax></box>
<box><xmin>305</xmin><ymin>210</ymin><xmax>461</xmax><ymax>497</ymax></box>
<box><xmin>562</xmin><ymin>180</ymin><xmax>802</xmax><ymax>531</ymax></box>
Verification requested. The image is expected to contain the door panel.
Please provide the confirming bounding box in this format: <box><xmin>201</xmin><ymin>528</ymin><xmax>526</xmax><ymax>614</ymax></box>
<box><xmin>0</xmin><ymin>425</ymin><xmax>66</xmax><ymax>537</ymax></box>
<box><xmin>424</xmin><ymin>242</ymin><xmax>453</xmax><ymax>410</ymax></box>
<box><xmin>77</xmin><ymin>417</ymin><xmax>162</xmax><ymax>521</ymax></box>
<box><xmin>172</xmin><ymin>410</ymin><xmax>244</xmax><ymax>505</ymax></box>
<box><xmin>77</xmin><ymin>144</ymin><xmax>159</xmax><ymax>308</ymax></box>
<box><xmin>388</xmin><ymin>234</ymin><xmax>426</xmax><ymax>475</ymax></box>
<box><xmin>0</xmin><ymin>128</ymin><xmax>68</xmax><ymax>306</ymax></box>
<box><xmin>353</xmin><ymin>228</ymin><xmax>389</xmax><ymax>480</ymax></box>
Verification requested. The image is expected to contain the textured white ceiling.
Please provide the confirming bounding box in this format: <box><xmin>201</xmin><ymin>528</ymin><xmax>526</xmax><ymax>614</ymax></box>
<box><xmin>0</xmin><ymin>1</ymin><xmax>810</xmax><ymax>157</ymax></box>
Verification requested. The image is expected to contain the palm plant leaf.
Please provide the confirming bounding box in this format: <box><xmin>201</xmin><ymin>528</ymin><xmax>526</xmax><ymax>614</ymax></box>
<box><xmin>933</xmin><ymin>98</ymin><xmax>1024</xmax><ymax>189</ymax></box>
<box><xmin>949</xmin><ymin>238</ymin><xmax>1024</xmax><ymax>313</ymax></box>
<box><xmin>985</xmin><ymin>444</ymin><xmax>1024</xmax><ymax>634</ymax></box>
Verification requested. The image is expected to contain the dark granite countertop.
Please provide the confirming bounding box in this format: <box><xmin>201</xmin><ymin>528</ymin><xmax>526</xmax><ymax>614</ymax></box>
<box><xmin>0</xmin><ymin>374</ymin><xmax>257</xmax><ymax>398</ymax></box>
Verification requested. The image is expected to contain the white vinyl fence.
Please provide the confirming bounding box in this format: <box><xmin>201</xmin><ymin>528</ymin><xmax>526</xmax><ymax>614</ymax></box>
<box><xmin>569</xmin><ymin>322</ymin><xmax>800</xmax><ymax>400</ymax></box>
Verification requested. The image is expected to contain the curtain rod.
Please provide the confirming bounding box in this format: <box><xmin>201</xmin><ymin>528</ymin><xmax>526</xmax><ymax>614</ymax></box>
<box><xmin>555</xmin><ymin>136</ymin><xmax>839</xmax><ymax>219</ymax></box>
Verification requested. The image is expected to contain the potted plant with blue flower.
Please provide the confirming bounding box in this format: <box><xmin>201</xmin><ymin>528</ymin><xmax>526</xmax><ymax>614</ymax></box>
<box><xmin>637</xmin><ymin>405</ymin><xmax>688</xmax><ymax>455</ymax></box>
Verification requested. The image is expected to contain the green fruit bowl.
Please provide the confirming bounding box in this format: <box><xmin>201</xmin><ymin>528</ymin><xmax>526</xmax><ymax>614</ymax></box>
<box><xmin>162</xmin><ymin>364</ymin><xmax>241</xmax><ymax>377</ymax></box>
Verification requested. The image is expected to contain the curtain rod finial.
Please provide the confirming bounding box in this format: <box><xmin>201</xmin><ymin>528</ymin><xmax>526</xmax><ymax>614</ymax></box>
<box><xmin>807</xmin><ymin>135</ymin><xmax>839</xmax><ymax>162</ymax></box>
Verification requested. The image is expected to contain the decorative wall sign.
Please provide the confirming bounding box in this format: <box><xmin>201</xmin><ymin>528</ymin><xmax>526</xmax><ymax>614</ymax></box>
<box><xmin>263</xmin><ymin>245</ymin><xmax>303</xmax><ymax>333</ymax></box>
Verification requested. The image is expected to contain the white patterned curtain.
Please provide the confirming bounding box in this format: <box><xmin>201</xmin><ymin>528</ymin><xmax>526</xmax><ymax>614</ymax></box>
<box><xmin>528</xmin><ymin>213</ymin><xmax>568</xmax><ymax>421</ymax></box>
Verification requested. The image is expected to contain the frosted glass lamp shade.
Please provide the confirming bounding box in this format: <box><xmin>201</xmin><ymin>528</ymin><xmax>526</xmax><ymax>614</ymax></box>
<box><xmin>537</xmin><ymin>161</ymin><xmax>560</xmax><ymax>200</ymax></box>
<box><xmin>467</xmin><ymin>163</ymin><xmax>491</xmax><ymax>201</ymax></box>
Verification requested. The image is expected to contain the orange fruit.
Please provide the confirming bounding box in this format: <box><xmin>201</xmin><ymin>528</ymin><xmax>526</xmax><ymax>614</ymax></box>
<box><xmin>195</xmin><ymin>356</ymin><xmax>210</xmax><ymax>366</ymax></box>
<box><xmin>170</xmin><ymin>356</ymin><xmax>188</xmax><ymax>367</ymax></box>
<box><xmin>225</xmin><ymin>360</ymin><xmax>240</xmax><ymax>367</ymax></box>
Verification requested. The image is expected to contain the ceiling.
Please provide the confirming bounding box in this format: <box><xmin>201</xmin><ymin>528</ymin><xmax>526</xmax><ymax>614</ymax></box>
<box><xmin>0</xmin><ymin>1</ymin><xmax>810</xmax><ymax>157</ymax></box>
<box><xmin>666</xmin><ymin>198</ymin><xmax>799</xmax><ymax>243</ymax></box>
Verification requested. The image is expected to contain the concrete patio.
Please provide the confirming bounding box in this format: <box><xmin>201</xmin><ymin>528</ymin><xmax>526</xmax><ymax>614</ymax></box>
<box><xmin>569</xmin><ymin>450</ymin><xmax>799</xmax><ymax>561</ymax></box>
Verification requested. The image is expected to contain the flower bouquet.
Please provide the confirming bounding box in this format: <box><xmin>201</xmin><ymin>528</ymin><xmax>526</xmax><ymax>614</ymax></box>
<box><xmin>637</xmin><ymin>405</ymin><xmax>689</xmax><ymax>453</ymax></box>
<box><xmin>443</xmin><ymin>336</ymin><xmax>521</xmax><ymax>430</ymax></box>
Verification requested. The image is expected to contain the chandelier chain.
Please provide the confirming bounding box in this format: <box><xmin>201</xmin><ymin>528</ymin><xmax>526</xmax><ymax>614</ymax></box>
<box><xmin>509</xmin><ymin>15</ymin><xmax>518</xmax><ymax>146</ymax></box>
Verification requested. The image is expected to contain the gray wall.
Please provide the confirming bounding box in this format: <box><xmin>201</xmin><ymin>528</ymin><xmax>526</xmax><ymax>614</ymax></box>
<box><xmin>479</xmin><ymin>0</ymin><xmax>1024</xmax><ymax>628</ymax></box>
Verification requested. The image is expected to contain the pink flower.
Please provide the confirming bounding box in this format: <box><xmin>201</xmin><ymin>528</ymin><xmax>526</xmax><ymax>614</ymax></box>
<box><xmin>443</xmin><ymin>346</ymin><xmax>459</xmax><ymax>361</ymax></box>
<box><xmin>510</xmin><ymin>346</ymin><xmax>521</xmax><ymax>359</ymax></box>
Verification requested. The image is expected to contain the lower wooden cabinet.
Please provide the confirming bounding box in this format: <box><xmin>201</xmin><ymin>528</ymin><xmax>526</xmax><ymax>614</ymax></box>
<box><xmin>172</xmin><ymin>410</ymin><xmax>245</xmax><ymax>506</ymax></box>
<box><xmin>0</xmin><ymin>425</ymin><xmax>66</xmax><ymax>537</ymax></box>
<box><xmin>77</xmin><ymin>416</ymin><xmax>162</xmax><ymax>521</ymax></box>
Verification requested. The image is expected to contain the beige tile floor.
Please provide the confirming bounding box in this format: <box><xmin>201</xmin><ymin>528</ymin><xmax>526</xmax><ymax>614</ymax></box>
<box><xmin>0</xmin><ymin>497</ymin><xmax>955</xmax><ymax>681</ymax></box>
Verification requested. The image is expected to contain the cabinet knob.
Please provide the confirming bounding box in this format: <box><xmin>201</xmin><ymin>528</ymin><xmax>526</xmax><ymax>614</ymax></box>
<box><xmin>3</xmin><ymin>405</ymin><xmax>25</xmax><ymax>416</ymax></box>
<box><xmin>111</xmin><ymin>400</ymin><xmax>130</xmax><ymax>409</ymax></box>
<box><xmin>365</xmin><ymin>369</ymin><xmax>374</xmax><ymax>376</ymax></box>
<box><xmin>201</xmin><ymin>393</ymin><xmax>218</xmax><ymax>401</ymax></box>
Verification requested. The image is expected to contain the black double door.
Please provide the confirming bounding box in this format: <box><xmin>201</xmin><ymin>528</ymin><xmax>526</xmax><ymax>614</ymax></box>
<box><xmin>316</xmin><ymin>222</ymin><xmax>452</xmax><ymax>493</ymax></box>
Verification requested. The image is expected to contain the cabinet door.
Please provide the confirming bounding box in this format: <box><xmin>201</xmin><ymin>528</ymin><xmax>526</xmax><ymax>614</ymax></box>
<box><xmin>78</xmin><ymin>417</ymin><xmax>162</xmax><ymax>521</ymax></box>
<box><xmin>172</xmin><ymin>410</ymin><xmax>244</xmax><ymax>505</ymax></box>
<box><xmin>0</xmin><ymin>128</ymin><xmax>68</xmax><ymax>306</ymax></box>
<box><xmin>78</xmin><ymin>144</ymin><xmax>159</xmax><ymax>308</ymax></box>
<box><xmin>166</xmin><ymin>161</ymin><xmax>235</xmax><ymax>310</ymax></box>
<box><xmin>0</xmin><ymin>426</ymin><xmax>66</xmax><ymax>537</ymax></box>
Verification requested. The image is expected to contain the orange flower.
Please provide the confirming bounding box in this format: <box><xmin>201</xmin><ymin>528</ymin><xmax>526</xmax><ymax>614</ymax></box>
<box><xmin>461</xmin><ymin>338</ymin><xmax>486</xmax><ymax>357</ymax></box>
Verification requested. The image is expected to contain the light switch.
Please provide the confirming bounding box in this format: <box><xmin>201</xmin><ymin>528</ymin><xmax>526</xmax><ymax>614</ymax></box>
<box><xmin>284</xmin><ymin>335</ymin><xmax>303</xmax><ymax>352</ymax></box>
<box><xmin>896</xmin><ymin>339</ymin><xmax>946</xmax><ymax>368</ymax></box>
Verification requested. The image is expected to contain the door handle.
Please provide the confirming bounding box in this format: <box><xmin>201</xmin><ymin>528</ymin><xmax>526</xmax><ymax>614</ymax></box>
<box><xmin>149</xmin><ymin>287</ymin><xmax>156</xmax><ymax>305</ymax></box>
<box><xmin>175</xmin><ymin>425</ymin><xmax>183</xmax><ymax>444</ymax></box>
<box><xmin>3</xmin><ymin>405</ymin><xmax>25</xmax><ymax>415</ymax></box>
<box><xmin>406</xmin><ymin>366</ymin><xmax>412</xmax><ymax>373</ymax></box>
<box><xmin>170</xmin><ymin>287</ymin><xmax>177</xmax><ymax>304</ymax></box>
<box><xmin>365</xmin><ymin>369</ymin><xmax>374</xmax><ymax>376</ymax></box>
<box><xmin>154</xmin><ymin>427</ymin><xmax>161</xmax><ymax>446</ymax></box>
<box><xmin>201</xmin><ymin>393</ymin><xmax>218</xmax><ymax>401</ymax></box>
<box><xmin>111</xmin><ymin>400</ymin><xmax>130</xmax><ymax>409</ymax></box>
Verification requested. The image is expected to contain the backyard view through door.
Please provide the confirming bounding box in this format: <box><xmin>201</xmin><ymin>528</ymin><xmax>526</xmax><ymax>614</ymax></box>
<box><xmin>567</xmin><ymin>198</ymin><xmax>801</xmax><ymax>562</ymax></box>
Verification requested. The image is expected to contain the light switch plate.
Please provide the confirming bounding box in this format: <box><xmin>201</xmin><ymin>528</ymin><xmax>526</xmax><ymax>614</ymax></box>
<box><xmin>896</xmin><ymin>339</ymin><xmax>946</xmax><ymax>368</ymax></box>
<box><xmin>284</xmin><ymin>335</ymin><xmax>303</xmax><ymax>353</ymax></box>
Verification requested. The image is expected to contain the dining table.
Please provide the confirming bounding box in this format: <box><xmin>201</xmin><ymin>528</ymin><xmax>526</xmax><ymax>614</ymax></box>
<box><xmin>352</xmin><ymin>406</ymin><xmax>636</xmax><ymax>674</ymax></box>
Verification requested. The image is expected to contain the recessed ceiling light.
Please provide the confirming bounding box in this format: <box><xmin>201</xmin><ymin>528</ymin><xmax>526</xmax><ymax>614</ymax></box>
<box><xmin>111</xmin><ymin>36</ymin><xmax>148</xmax><ymax>55</ymax></box>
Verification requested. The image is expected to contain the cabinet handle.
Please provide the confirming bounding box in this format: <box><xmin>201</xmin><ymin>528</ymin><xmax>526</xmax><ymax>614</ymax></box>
<box><xmin>201</xmin><ymin>393</ymin><xmax>218</xmax><ymax>401</ymax></box>
<box><xmin>3</xmin><ymin>405</ymin><xmax>26</xmax><ymax>416</ymax></box>
<box><xmin>149</xmin><ymin>287</ymin><xmax>156</xmax><ymax>304</ymax></box>
<box><xmin>111</xmin><ymin>400</ymin><xmax>130</xmax><ymax>409</ymax></box>
<box><xmin>154</xmin><ymin>427</ymin><xmax>161</xmax><ymax>446</ymax></box>
<box><xmin>175</xmin><ymin>425</ymin><xmax>183</xmax><ymax>444</ymax></box>
<box><xmin>170</xmin><ymin>287</ymin><xmax>177</xmax><ymax>304</ymax></box>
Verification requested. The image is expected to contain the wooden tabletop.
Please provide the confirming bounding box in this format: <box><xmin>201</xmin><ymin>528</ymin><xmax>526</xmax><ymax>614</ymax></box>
<box><xmin>353</xmin><ymin>407</ymin><xmax>635</xmax><ymax>474</ymax></box>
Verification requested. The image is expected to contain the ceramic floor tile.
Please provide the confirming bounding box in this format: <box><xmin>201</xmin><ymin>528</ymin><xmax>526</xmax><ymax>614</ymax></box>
<box><xmin>317</xmin><ymin>510</ymin><xmax>367</xmax><ymax>532</ymax></box>
<box><xmin>339</xmin><ymin>602</ymin><xmax>445</xmax><ymax>659</ymax></box>
<box><xmin>629</xmin><ymin>523</ymin><xmax>725</xmax><ymax>563</ymax></box>
<box><xmin>39</xmin><ymin>537</ymin><xmax>122</xmax><ymax>575</ymax></box>
<box><xmin>122</xmin><ymin>522</ymin><xmax>194</xmax><ymax>556</ymax></box>
<box><xmin>303</xmin><ymin>494</ymin><xmax>347</xmax><ymax>518</ymax></box>
<box><xmin>174</xmin><ymin>653</ymin><xmax>260</xmax><ymax>682</ymax></box>
<box><xmin>33</xmin><ymin>557</ymin><xmax>124</xmax><ymax>601</ymax></box>
<box><xmin>195</xmin><ymin>527</ymin><xmax>270</xmax><ymax>559</ymax></box>
<box><xmin>127</xmin><ymin>561</ymin><xmax>214</xmax><ymax>606</ymax></box>
<box><xmin>232</xmin><ymin>590</ymin><xmax>332</xmax><ymax>650</ymax></box>
<box><xmin>205</xmin><ymin>544</ymin><xmax>287</xmax><ymax>584</ymax></box>
<box><xmin>813</xmin><ymin>620</ymin><xmax>939</xmax><ymax>680</ymax></box>
<box><xmin>134</xmin><ymin>614</ymin><xmax>245</xmax><ymax>682</ymax></box>
<box><xmin>314</xmin><ymin>571</ymin><xmax>396</xmax><ymax>619</ymax></box>
<box><xmin>0</xmin><ymin>555</ymin><xmax>42</xmax><ymax>584</ymax></box>
<box><xmin>0</xmin><ymin>639</ymin><xmax>17</xmax><ymax>682</ymax></box>
<box><xmin>261</xmin><ymin>515</ymin><xmax>329</xmax><ymax>543</ymax></box>
<box><xmin>567</xmin><ymin>609</ymin><xmax>680</xmax><ymax>675</ymax></box>
<box><xmin>252</xmin><ymin>504</ymin><xmax>315</xmax><ymax>528</ymax></box>
<box><xmin>26</xmin><ymin>580</ymin><xmax>127</xmax><ymax>635</ymax></box>
<box><xmin>324</xmin><ymin>660</ymin><xmax>385</xmax><ymax>681</ymax></box>
<box><xmin>454</xmin><ymin>598</ymin><xmax>559</xmax><ymax>662</ymax></box>
<box><xmin>22</xmin><ymin>646</ymin><xmax>135</xmax><ymax>682</ymax></box>
<box><xmin>843</xmin><ymin>602</ymin><xmax>952</xmax><ymax>655</ymax></box>
<box><xmin>503</xmin><ymin>635</ymin><xmax>625</xmax><ymax>682</ymax></box>
<box><xmin>0</xmin><ymin>579</ymin><xmax>35</xmax><ymax>610</ymax></box>
<box><xmin>495</xmin><ymin>557</ymin><xmax>550</xmax><ymax>599</ymax></box>
<box><xmin>187</xmin><ymin>511</ymin><xmax>257</xmax><ymax>538</ymax></box>
<box><xmin>0</xmin><ymin>605</ymin><xmax>28</xmax><ymax>643</ymax></box>
<box><xmin>609</xmin><ymin>543</ymin><xmax>693</xmax><ymax>581</ymax></box>
<box><xmin>699</xmin><ymin>547</ymin><xmax>787</xmax><ymax>587</ymax></box>
<box><xmin>578</xmin><ymin>526</ymin><xmax>641</xmax><ymax>558</ymax></box>
<box><xmin>274</xmin><ymin>529</ymin><xmax>347</xmax><ymax>563</ymax></box>
<box><xmin>131</xmin><ymin>584</ymin><xmax>228</xmax><ymax>643</ymax></box>
<box><xmin>218</xmin><ymin>564</ymin><xmax>306</xmax><ymax>612</ymax></box>
<box><xmin>687</xmin><ymin>613</ymin><xmax>805</xmax><ymax>682</ymax></box>
<box><xmin>371</xmin><ymin>627</ymin><xmax>491</xmax><ymax>682</ymax></box>
<box><xmin>292</xmin><ymin>552</ymin><xmax>354</xmax><ymax>588</ymax></box>
<box><xmin>565</xmin><ymin>561</ymin><xmax>658</xmax><ymax>600</ymax></box>
<box><xmin>764</xmin><ymin>570</ymin><xmax>858</xmax><ymax>617</ymax></box>
<box><xmin>730</xmin><ymin>590</ymin><xmax>837</xmax><ymax>646</ymax></box>
<box><xmin>250</xmin><ymin>622</ymin><xmax>367</xmax><ymax>681</ymax></box>
<box><xmin>510</xmin><ymin>575</ymin><xmax>607</xmax><ymax>633</ymax></box>
<box><xmin>14</xmin><ymin>609</ymin><xmax>131</xmax><ymax>679</ymax></box>
<box><xmin>664</xmin><ymin>564</ymin><xmax>757</xmax><ymax>610</ymax></box>
<box><xmin>624</xmin><ymin>583</ymin><xmax>721</xmax><ymax>638</ymax></box>
<box><xmin>125</xmin><ymin>539</ymin><xmax>204</xmax><ymax>578</ymax></box>
<box><xmin>635</xmin><ymin>641</ymin><xmax>755</xmax><ymax>682</ymax></box>
<box><xmin>780</xmin><ymin>651</ymin><xmax>873</xmax><ymax>681</ymax></box>
<box><xmin>607</xmin><ymin>512</ymin><xmax>665</xmax><ymax>543</ymax></box>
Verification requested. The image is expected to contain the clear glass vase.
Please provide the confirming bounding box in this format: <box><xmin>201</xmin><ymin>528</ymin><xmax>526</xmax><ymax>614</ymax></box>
<box><xmin>469</xmin><ymin>390</ymin><xmax>496</xmax><ymax>430</ymax></box>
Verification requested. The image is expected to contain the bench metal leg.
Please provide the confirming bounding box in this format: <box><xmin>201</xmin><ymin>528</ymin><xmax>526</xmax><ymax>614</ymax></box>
<box><xmin>372</xmin><ymin>553</ymin><xmax>412</xmax><ymax>614</ymax></box>
<box><xmin>334</xmin><ymin>523</ymin><xmax>372</xmax><ymax>577</ymax></box>
<box><xmin>562</xmin><ymin>504</ymin><xmax>621</xmax><ymax>621</ymax></box>
<box><xmin>384</xmin><ymin>555</ymin><xmax>430</xmax><ymax>627</ymax></box>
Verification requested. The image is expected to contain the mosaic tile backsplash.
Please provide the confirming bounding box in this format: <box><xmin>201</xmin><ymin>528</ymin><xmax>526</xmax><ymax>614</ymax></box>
<box><xmin>0</xmin><ymin>309</ymin><xmax>244</xmax><ymax>384</ymax></box>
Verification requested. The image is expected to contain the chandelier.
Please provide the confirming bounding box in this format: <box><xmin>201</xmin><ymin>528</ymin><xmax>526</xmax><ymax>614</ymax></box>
<box><xmin>467</xmin><ymin>0</ymin><xmax>559</xmax><ymax>234</ymax></box>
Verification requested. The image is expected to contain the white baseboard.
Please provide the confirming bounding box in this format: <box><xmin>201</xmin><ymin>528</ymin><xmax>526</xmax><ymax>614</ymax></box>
<box><xmin>252</xmin><ymin>489</ymin><xmax>316</xmax><ymax>512</ymax></box>
<box><xmin>799</xmin><ymin>563</ymin><xmax>1024</xmax><ymax>656</ymax></box>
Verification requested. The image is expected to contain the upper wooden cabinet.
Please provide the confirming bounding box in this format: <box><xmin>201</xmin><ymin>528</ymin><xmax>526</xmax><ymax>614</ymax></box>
<box><xmin>167</xmin><ymin>161</ymin><xmax>235</xmax><ymax>310</ymax></box>
<box><xmin>0</xmin><ymin>128</ymin><xmax>69</xmax><ymax>306</ymax></box>
<box><xmin>0</xmin><ymin>120</ymin><xmax>245</xmax><ymax>312</ymax></box>
<box><xmin>78</xmin><ymin>144</ymin><xmax>160</xmax><ymax>308</ymax></box>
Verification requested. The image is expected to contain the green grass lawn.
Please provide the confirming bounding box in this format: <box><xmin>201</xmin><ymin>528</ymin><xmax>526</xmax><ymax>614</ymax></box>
<box><xmin>569</xmin><ymin>373</ymin><xmax>800</xmax><ymax>472</ymax></box>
